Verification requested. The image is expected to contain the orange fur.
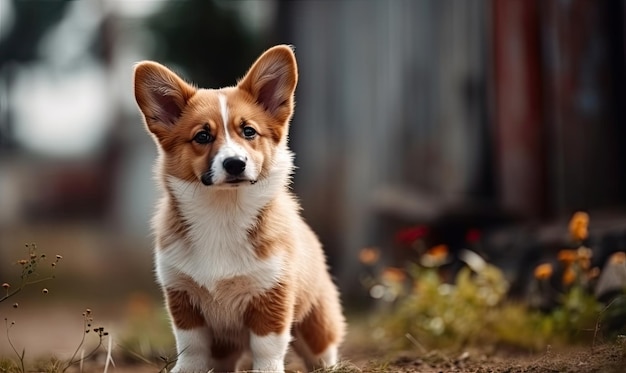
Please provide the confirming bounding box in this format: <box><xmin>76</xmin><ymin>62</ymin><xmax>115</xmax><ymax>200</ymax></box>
<box><xmin>134</xmin><ymin>45</ymin><xmax>345</xmax><ymax>372</ymax></box>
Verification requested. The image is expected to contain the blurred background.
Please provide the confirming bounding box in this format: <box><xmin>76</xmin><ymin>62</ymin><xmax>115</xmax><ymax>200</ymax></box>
<box><xmin>0</xmin><ymin>0</ymin><xmax>625</xmax><ymax>359</ymax></box>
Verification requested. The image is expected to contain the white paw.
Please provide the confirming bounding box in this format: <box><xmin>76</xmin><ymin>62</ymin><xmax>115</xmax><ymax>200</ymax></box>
<box><xmin>252</xmin><ymin>358</ymin><xmax>285</xmax><ymax>373</ymax></box>
<box><xmin>170</xmin><ymin>328</ymin><xmax>212</xmax><ymax>373</ymax></box>
<box><xmin>250</xmin><ymin>331</ymin><xmax>290</xmax><ymax>373</ymax></box>
<box><xmin>170</xmin><ymin>359</ymin><xmax>211</xmax><ymax>373</ymax></box>
<box><xmin>316</xmin><ymin>344</ymin><xmax>338</xmax><ymax>367</ymax></box>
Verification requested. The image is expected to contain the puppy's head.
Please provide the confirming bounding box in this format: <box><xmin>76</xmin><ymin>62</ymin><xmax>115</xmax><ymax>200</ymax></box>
<box><xmin>134</xmin><ymin>45</ymin><xmax>297</xmax><ymax>188</ymax></box>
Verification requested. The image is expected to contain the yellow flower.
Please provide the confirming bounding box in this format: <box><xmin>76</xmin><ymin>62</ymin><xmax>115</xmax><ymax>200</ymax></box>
<box><xmin>568</xmin><ymin>211</ymin><xmax>589</xmax><ymax>242</ymax></box>
<box><xmin>533</xmin><ymin>263</ymin><xmax>553</xmax><ymax>280</ymax></box>
<box><xmin>577</xmin><ymin>246</ymin><xmax>592</xmax><ymax>259</ymax></box>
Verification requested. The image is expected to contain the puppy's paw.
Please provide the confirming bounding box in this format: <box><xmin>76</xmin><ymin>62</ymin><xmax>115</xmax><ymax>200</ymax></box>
<box><xmin>170</xmin><ymin>359</ymin><xmax>211</xmax><ymax>373</ymax></box>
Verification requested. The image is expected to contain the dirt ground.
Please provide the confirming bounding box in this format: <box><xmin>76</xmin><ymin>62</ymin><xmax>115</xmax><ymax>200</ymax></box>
<box><xmin>1</xmin><ymin>303</ymin><xmax>625</xmax><ymax>373</ymax></box>
<box><xmin>2</xmin><ymin>332</ymin><xmax>625</xmax><ymax>373</ymax></box>
<box><xmin>2</xmin><ymin>310</ymin><xmax>624</xmax><ymax>373</ymax></box>
<box><xmin>102</xmin><ymin>343</ymin><xmax>626</xmax><ymax>373</ymax></box>
<box><xmin>345</xmin><ymin>344</ymin><xmax>626</xmax><ymax>373</ymax></box>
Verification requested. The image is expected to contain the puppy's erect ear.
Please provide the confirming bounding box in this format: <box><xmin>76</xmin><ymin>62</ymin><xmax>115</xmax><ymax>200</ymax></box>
<box><xmin>238</xmin><ymin>45</ymin><xmax>298</xmax><ymax>123</ymax></box>
<box><xmin>134</xmin><ymin>61</ymin><xmax>196</xmax><ymax>130</ymax></box>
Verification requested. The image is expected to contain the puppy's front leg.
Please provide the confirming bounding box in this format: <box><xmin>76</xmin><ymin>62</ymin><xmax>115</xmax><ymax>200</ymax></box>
<box><xmin>250</xmin><ymin>331</ymin><xmax>291</xmax><ymax>372</ymax></box>
<box><xmin>245</xmin><ymin>285</ymin><xmax>293</xmax><ymax>372</ymax></box>
<box><xmin>171</xmin><ymin>327</ymin><xmax>212</xmax><ymax>373</ymax></box>
<box><xmin>165</xmin><ymin>289</ymin><xmax>212</xmax><ymax>373</ymax></box>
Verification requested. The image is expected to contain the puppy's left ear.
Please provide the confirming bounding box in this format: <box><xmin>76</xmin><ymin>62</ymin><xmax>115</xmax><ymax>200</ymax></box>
<box><xmin>238</xmin><ymin>45</ymin><xmax>298</xmax><ymax>123</ymax></box>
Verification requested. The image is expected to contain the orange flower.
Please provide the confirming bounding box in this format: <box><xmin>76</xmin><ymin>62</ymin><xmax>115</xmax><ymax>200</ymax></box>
<box><xmin>420</xmin><ymin>244</ymin><xmax>449</xmax><ymax>267</ymax></box>
<box><xmin>381</xmin><ymin>267</ymin><xmax>406</xmax><ymax>284</ymax></box>
<box><xmin>427</xmin><ymin>244</ymin><xmax>449</xmax><ymax>259</ymax></box>
<box><xmin>562</xmin><ymin>266</ymin><xmax>576</xmax><ymax>286</ymax></box>
<box><xmin>557</xmin><ymin>249</ymin><xmax>577</xmax><ymax>264</ymax></box>
<box><xmin>533</xmin><ymin>263</ymin><xmax>553</xmax><ymax>280</ymax></box>
<box><xmin>568</xmin><ymin>211</ymin><xmax>589</xmax><ymax>242</ymax></box>
<box><xmin>359</xmin><ymin>247</ymin><xmax>380</xmax><ymax>265</ymax></box>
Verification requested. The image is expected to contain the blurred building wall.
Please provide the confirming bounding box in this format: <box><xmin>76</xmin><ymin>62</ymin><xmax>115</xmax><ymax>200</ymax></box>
<box><xmin>493</xmin><ymin>0</ymin><xmax>626</xmax><ymax>218</ymax></box>
<box><xmin>540</xmin><ymin>0</ymin><xmax>626</xmax><ymax>216</ymax></box>
<box><xmin>280</xmin><ymin>0</ymin><xmax>490</xmax><ymax>283</ymax></box>
<box><xmin>277</xmin><ymin>0</ymin><xmax>625</xmax><ymax>288</ymax></box>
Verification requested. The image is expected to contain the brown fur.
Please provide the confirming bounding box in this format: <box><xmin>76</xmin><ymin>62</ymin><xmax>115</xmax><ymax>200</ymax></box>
<box><xmin>165</xmin><ymin>289</ymin><xmax>205</xmax><ymax>330</ymax></box>
<box><xmin>244</xmin><ymin>284</ymin><xmax>292</xmax><ymax>335</ymax></box>
<box><xmin>295</xmin><ymin>302</ymin><xmax>339</xmax><ymax>355</ymax></box>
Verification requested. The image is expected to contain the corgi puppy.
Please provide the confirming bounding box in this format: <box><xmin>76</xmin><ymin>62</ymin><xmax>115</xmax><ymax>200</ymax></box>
<box><xmin>133</xmin><ymin>45</ymin><xmax>345</xmax><ymax>372</ymax></box>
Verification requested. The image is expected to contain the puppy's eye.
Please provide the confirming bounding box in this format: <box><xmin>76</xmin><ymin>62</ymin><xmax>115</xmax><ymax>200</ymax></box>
<box><xmin>193</xmin><ymin>131</ymin><xmax>213</xmax><ymax>144</ymax></box>
<box><xmin>242</xmin><ymin>126</ymin><xmax>257</xmax><ymax>139</ymax></box>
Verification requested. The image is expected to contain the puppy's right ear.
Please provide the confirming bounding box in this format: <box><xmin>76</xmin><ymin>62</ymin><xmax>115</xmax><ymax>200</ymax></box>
<box><xmin>133</xmin><ymin>61</ymin><xmax>196</xmax><ymax>131</ymax></box>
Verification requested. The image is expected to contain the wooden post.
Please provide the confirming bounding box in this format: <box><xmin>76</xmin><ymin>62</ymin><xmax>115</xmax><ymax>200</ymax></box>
<box><xmin>491</xmin><ymin>0</ymin><xmax>546</xmax><ymax>218</ymax></box>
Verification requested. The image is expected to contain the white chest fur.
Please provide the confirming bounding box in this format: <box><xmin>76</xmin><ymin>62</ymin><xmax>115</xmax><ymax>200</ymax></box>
<box><xmin>154</xmin><ymin>177</ymin><xmax>284</xmax><ymax>293</ymax></box>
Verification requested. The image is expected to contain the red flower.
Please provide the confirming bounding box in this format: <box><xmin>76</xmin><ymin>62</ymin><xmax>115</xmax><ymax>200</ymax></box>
<box><xmin>395</xmin><ymin>225</ymin><xmax>429</xmax><ymax>245</ymax></box>
<box><xmin>465</xmin><ymin>229</ymin><xmax>482</xmax><ymax>244</ymax></box>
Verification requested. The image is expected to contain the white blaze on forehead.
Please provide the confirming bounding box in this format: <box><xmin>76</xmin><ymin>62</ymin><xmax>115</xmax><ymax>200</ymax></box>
<box><xmin>218</xmin><ymin>94</ymin><xmax>231</xmax><ymax>141</ymax></box>
<box><xmin>210</xmin><ymin>93</ymin><xmax>258</xmax><ymax>184</ymax></box>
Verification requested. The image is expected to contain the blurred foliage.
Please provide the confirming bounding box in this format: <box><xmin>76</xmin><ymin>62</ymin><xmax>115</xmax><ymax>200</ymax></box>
<box><xmin>379</xmin><ymin>265</ymin><xmax>605</xmax><ymax>351</ymax></box>
<box><xmin>368</xmin><ymin>211</ymin><xmax>626</xmax><ymax>352</ymax></box>
<box><xmin>144</xmin><ymin>0</ymin><xmax>265</xmax><ymax>88</ymax></box>
<box><xmin>0</xmin><ymin>358</ymin><xmax>19</xmax><ymax>373</ymax></box>
<box><xmin>601</xmin><ymin>295</ymin><xmax>626</xmax><ymax>336</ymax></box>
<box><xmin>382</xmin><ymin>264</ymin><xmax>510</xmax><ymax>349</ymax></box>
<box><xmin>117</xmin><ymin>303</ymin><xmax>175</xmax><ymax>364</ymax></box>
<box><xmin>32</xmin><ymin>357</ymin><xmax>62</xmax><ymax>373</ymax></box>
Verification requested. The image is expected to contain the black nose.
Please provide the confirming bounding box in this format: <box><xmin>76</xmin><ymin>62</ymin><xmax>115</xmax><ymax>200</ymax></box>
<box><xmin>223</xmin><ymin>156</ymin><xmax>246</xmax><ymax>176</ymax></box>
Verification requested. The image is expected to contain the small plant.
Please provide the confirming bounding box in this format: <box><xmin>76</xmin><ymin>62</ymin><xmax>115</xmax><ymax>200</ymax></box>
<box><xmin>61</xmin><ymin>308</ymin><xmax>109</xmax><ymax>373</ymax></box>
<box><xmin>4</xmin><ymin>317</ymin><xmax>25</xmax><ymax>373</ymax></box>
<box><xmin>1</xmin><ymin>243</ymin><xmax>112</xmax><ymax>373</ymax></box>
<box><xmin>1</xmin><ymin>243</ymin><xmax>62</xmax><ymax>373</ymax></box>
<box><xmin>1</xmin><ymin>243</ymin><xmax>62</xmax><ymax>305</ymax></box>
<box><xmin>528</xmin><ymin>211</ymin><xmax>620</xmax><ymax>343</ymax></box>
<box><xmin>3</xmin><ymin>309</ymin><xmax>111</xmax><ymax>373</ymax></box>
